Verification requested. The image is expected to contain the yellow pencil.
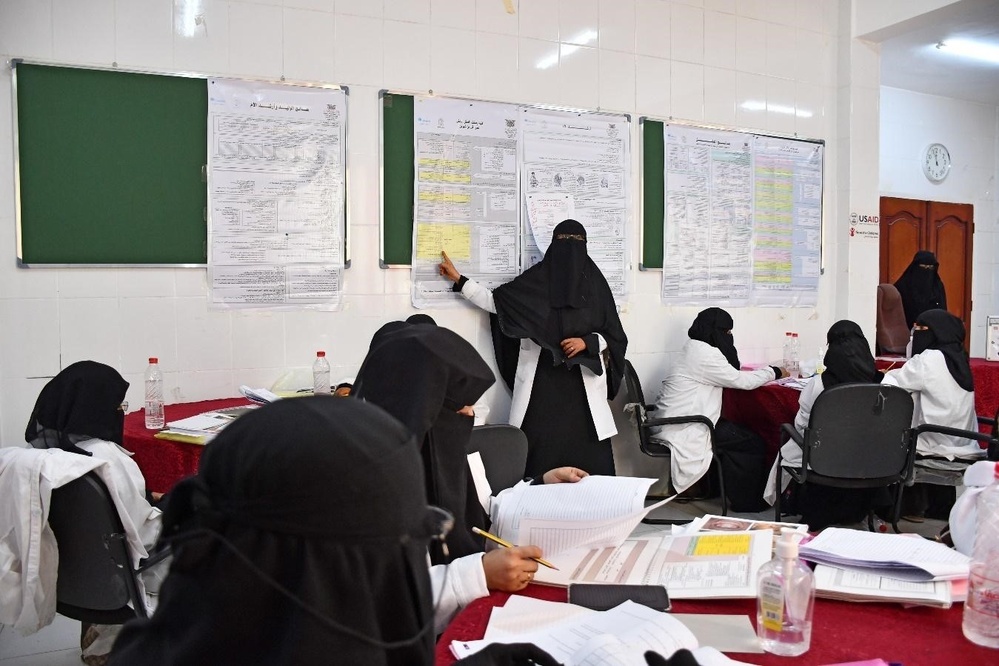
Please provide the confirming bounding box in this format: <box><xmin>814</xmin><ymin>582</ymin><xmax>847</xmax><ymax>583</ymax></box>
<box><xmin>471</xmin><ymin>526</ymin><xmax>559</xmax><ymax>570</ymax></box>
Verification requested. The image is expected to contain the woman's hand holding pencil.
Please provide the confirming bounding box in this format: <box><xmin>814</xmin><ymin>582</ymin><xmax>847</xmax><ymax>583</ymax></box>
<box><xmin>474</xmin><ymin>526</ymin><xmax>557</xmax><ymax>592</ymax></box>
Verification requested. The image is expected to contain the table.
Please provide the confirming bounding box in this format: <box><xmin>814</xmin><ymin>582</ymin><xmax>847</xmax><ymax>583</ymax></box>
<box><xmin>435</xmin><ymin>585</ymin><xmax>994</xmax><ymax>665</ymax></box>
<box><xmin>124</xmin><ymin>398</ymin><xmax>250</xmax><ymax>493</ymax></box>
<box><xmin>721</xmin><ymin>357</ymin><xmax>999</xmax><ymax>463</ymax></box>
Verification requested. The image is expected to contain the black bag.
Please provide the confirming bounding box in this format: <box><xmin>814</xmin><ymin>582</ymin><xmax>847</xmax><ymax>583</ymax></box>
<box><xmin>713</xmin><ymin>419</ymin><xmax>769</xmax><ymax>512</ymax></box>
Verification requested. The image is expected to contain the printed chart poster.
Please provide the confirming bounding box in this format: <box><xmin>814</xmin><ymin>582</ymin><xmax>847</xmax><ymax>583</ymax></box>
<box><xmin>661</xmin><ymin>125</ymin><xmax>822</xmax><ymax>307</ymax></box>
<box><xmin>411</xmin><ymin>97</ymin><xmax>520</xmax><ymax>308</ymax></box>
<box><xmin>207</xmin><ymin>79</ymin><xmax>345</xmax><ymax>309</ymax></box>
<box><xmin>752</xmin><ymin>136</ymin><xmax>822</xmax><ymax>307</ymax></box>
<box><xmin>522</xmin><ymin>109</ymin><xmax>630</xmax><ymax>300</ymax></box>
<box><xmin>662</xmin><ymin>126</ymin><xmax>753</xmax><ymax>306</ymax></box>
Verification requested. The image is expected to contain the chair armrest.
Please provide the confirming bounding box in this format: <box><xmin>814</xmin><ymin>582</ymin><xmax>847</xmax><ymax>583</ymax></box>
<box><xmin>913</xmin><ymin>423</ymin><xmax>996</xmax><ymax>444</ymax></box>
<box><xmin>137</xmin><ymin>544</ymin><xmax>172</xmax><ymax>573</ymax></box>
<box><xmin>780</xmin><ymin>423</ymin><xmax>804</xmax><ymax>447</ymax></box>
<box><xmin>642</xmin><ymin>414</ymin><xmax>714</xmax><ymax>431</ymax></box>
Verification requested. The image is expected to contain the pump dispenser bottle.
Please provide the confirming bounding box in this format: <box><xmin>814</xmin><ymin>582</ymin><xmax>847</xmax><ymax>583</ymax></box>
<box><xmin>756</xmin><ymin>528</ymin><xmax>815</xmax><ymax>656</ymax></box>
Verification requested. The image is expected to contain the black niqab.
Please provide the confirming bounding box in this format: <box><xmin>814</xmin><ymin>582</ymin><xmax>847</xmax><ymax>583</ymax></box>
<box><xmin>109</xmin><ymin>398</ymin><xmax>437</xmax><ymax>666</ymax></box>
<box><xmin>489</xmin><ymin>219</ymin><xmax>628</xmax><ymax>398</ymax></box>
<box><xmin>894</xmin><ymin>250</ymin><xmax>947</xmax><ymax>328</ymax></box>
<box><xmin>912</xmin><ymin>309</ymin><xmax>973</xmax><ymax>392</ymax></box>
<box><xmin>353</xmin><ymin>325</ymin><xmax>496</xmax><ymax>564</ymax></box>
<box><xmin>821</xmin><ymin>320</ymin><xmax>882</xmax><ymax>388</ymax></box>
<box><xmin>688</xmin><ymin>308</ymin><xmax>740</xmax><ymax>370</ymax></box>
<box><xmin>25</xmin><ymin>360</ymin><xmax>128</xmax><ymax>455</ymax></box>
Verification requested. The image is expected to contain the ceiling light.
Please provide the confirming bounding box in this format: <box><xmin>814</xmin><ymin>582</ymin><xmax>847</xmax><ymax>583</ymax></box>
<box><xmin>936</xmin><ymin>39</ymin><xmax>999</xmax><ymax>66</ymax></box>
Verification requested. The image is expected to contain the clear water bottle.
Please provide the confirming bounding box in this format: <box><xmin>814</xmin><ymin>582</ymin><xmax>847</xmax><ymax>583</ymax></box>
<box><xmin>782</xmin><ymin>332</ymin><xmax>792</xmax><ymax>373</ymax></box>
<box><xmin>144</xmin><ymin>357</ymin><xmax>165</xmax><ymax>430</ymax></box>
<box><xmin>313</xmin><ymin>351</ymin><xmax>331</xmax><ymax>395</ymax></box>
<box><xmin>789</xmin><ymin>333</ymin><xmax>801</xmax><ymax>378</ymax></box>
<box><xmin>963</xmin><ymin>465</ymin><xmax>999</xmax><ymax>648</ymax></box>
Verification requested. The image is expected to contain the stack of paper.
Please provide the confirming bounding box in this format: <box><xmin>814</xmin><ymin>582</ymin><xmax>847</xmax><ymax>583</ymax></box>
<box><xmin>813</xmin><ymin>564</ymin><xmax>952</xmax><ymax>608</ymax></box>
<box><xmin>155</xmin><ymin>410</ymin><xmax>246</xmax><ymax>445</ymax></box>
<box><xmin>450</xmin><ymin>597</ymin><xmax>755</xmax><ymax>666</ymax></box>
<box><xmin>239</xmin><ymin>385</ymin><xmax>280</xmax><ymax>404</ymax></box>
<box><xmin>676</xmin><ymin>514</ymin><xmax>808</xmax><ymax>546</ymax></box>
<box><xmin>799</xmin><ymin>527</ymin><xmax>970</xmax><ymax>582</ymax></box>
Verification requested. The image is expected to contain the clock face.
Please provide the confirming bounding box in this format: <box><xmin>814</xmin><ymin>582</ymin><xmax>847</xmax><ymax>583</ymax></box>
<box><xmin>923</xmin><ymin>143</ymin><xmax>951</xmax><ymax>182</ymax></box>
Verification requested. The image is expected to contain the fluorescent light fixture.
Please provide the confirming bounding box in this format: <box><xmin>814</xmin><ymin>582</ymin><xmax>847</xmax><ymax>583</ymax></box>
<box><xmin>936</xmin><ymin>39</ymin><xmax>999</xmax><ymax>65</ymax></box>
<box><xmin>536</xmin><ymin>30</ymin><xmax>598</xmax><ymax>69</ymax></box>
<box><xmin>740</xmin><ymin>100</ymin><xmax>813</xmax><ymax>118</ymax></box>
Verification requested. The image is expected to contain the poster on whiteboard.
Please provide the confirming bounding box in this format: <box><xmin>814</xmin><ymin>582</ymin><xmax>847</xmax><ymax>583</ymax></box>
<box><xmin>207</xmin><ymin>79</ymin><xmax>346</xmax><ymax>310</ymax></box>
<box><xmin>410</xmin><ymin>96</ymin><xmax>520</xmax><ymax>308</ymax></box>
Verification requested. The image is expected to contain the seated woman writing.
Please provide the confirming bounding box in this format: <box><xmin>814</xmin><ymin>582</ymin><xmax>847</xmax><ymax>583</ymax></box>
<box><xmin>764</xmin><ymin>320</ymin><xmax>885</xmax><ymax>529</ymax></box>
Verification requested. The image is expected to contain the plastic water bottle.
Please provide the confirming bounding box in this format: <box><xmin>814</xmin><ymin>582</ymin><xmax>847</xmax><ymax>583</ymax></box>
<box><xmin>757</xmin><ymin>528</ymin><xmax>815</xmax><ymax>656</ymax></box>
<box><xmin>144</xmin><ymin>357</ymin><xmax>165</xmax><ymax>430</ymax></box>
<box><xmin>963</xmin><ymin>465</ymin><xmax>999</xmax><ymax>648</ymax></box>
<box><xmin>782</xmin><ymin>332</ymin><xmax>792</xmax><ymax>373</ymax></box>
<box><xmin>789</xmin><ymin>333</ymin><xmax>801</xmax><ymax>378</ymax></box>
<box><xmin>313</xmin><ymin>351</ymin><xmax>331</xmax><ymax>395</ymax></box>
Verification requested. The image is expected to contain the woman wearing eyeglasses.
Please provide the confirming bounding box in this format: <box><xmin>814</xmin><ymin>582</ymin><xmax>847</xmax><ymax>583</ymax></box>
<box><xmin>439</xmin><ymin>219</ymin><xmax>628</xmax><ymax>479</ymax></box>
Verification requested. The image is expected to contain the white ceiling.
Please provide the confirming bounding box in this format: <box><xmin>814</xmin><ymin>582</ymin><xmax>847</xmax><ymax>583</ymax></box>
<box><xmin>878</xmin><ymin>0</ymin><xmax>999</xmax><ymax>106</ymax></box>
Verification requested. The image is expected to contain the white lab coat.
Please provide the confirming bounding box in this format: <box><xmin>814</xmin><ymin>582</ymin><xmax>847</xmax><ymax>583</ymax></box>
<box><xmin>763</xmin><ymin>374</ymin><xmax>824</xmax><ymax>505</ymax></box>
<box><xmin>651</xmin><ymin>340</ymin><xmax>776</xmax><ymax>492</ymax></box>
<box><xmin>429</xmin><ymin>553</ymin><xmax>488</xmax><ymax>634</ymax></box>
<box><xmin>881</xmin><ymin>349</ymin><xmax>982</xmax><ymax>459</ymax></box>
<box><xmin>0</xmin><ymin>442</ymin><xmax>162</xmax><ymax>633</ymax></box>
<box><xmin>459</xmin><ymin>278</ymin><xmax>617</xmax><ymax>440</ymax></box>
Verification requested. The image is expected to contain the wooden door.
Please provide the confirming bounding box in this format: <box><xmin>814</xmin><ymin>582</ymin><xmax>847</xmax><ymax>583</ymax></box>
<box><xmin>878</xmin><ymin>197</ymin><xmax>973</xmax><ymax>347</ymax></box>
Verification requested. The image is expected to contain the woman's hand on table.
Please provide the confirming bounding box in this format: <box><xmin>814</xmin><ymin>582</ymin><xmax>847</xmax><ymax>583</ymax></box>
<box><xmin>542</xmin><ymin>467</ymin><xmax>588</xmax><ymax>484</ymax></box>
<box><xmin>482</xmin><ymin>546</ymin><xmax>542</xmax><ymax>592</ymax></box>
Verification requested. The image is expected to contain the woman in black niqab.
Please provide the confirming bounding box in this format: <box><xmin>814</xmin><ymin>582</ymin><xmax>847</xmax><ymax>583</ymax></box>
<box><xmin>821</xmin><ymin>320</ymin><xmax>883</xmax><ymax>388</ymax></box>
<box><xmin>109</xmin><ymin>397</ymin><xmax>441</xmax><ymax>666</ymax></box>
<box><xmin>894</xmin><ymin>250</ymin><xmax>947</xmax><ymax>328</ymax></box>
<box><xmin>353</xmin><ymin>324</ymin><xmax>496</xmax><ymax>565</ymax></box>
<box><xmin>688</xmin><ymin>308</ymin><xmax>740</xmax><ymax>370</ymax></box>
<box><xmin>25</xmin><ymin>360</ymin><xmax>128</xmax><ymax>455</ymax></box>
<box><xmin>913</xmin><ymin>309</ymin><xmax>973</xmax><ymax>391</ymax></box>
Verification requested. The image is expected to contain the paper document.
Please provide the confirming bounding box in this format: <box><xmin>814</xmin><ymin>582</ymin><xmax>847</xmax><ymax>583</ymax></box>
<box><xmin>677</xmin><ymin>514</ymin><xmax>807</xmax><ymax>548</ymax></box>
<box><xmin>166</xmin><ymin>412</ymin><xmax>237</xmax><ymax>436</ymax></box>
<box><xmin>239</xmin><ymin>385</ymin><xmax>280</xmax><ymax>404</ymax></box>
<box><xmin>813</xmin><ymin>564</ymin><xmax>952</xmax><ymax>608</ymax></box>
<box><xmin>489</xmin><ymin>476</ymin><xmax>672</xmax><ymax>556</ymax></box>
<box><xmin>799</xmin><ymin>527</ymin><xmax>969</xmax><ymax>581</ymax></box>
<box><xmin>534</xmin><ymin>530</ymin><xmax>773</xmax><ymax>599</ymax></box>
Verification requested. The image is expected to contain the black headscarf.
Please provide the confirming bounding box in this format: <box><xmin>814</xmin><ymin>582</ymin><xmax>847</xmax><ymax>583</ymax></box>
<box><xmin>25</xmin><ymin>360</ymin><xmax>128</xmax><ymax>455</ymax></box>
<box><xmin>688</xmin><ymin>308</ymin><xmax>740</xmax><ymax>370</ymax></box>
<box><xmin>490</xmin><ymin>219</ymin><xmax>628</xmax><ymax>398</ymax></box>
<box><xmin>912</xmin><ymin>309</ymin><xmax>973</xmax><ymax>392</ymax></box>
<box><xmin>821</xmin><ymin>320</ymin><xmax>882</xmax><ymax>388</ymax></box>
<box><xmin>353</xmin><ymin>325</ymin><xmax>495</xmax><ymax>564</ymax></box>
<box><xmin>894</xmin><ymin>250</ymin><xmax>947</xmax><ymax>328</ymax></box>
<box><xmin>109</xmin><ymin>398</ymin><xmax>440</xmax><ymax>666</ymax></box>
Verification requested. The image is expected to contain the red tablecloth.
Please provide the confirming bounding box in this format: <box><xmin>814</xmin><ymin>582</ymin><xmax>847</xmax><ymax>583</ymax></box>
<box><xmin>722</xmin><ymin>357</ymin><xmax>999</xmax><ymax>462</ymax></box>
<box><xmin>435</xmin><ymin>586</ymin><xmax>994</xmax><ymax>666</ymax></box>
<box><xmin>124</xmin><ymin>398</ymin><xmax>250</xmax><ymax>493</ymax></box>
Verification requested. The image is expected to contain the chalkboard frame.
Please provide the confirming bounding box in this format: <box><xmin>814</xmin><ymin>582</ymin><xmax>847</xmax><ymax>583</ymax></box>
<box><xmin>639</xmin><ymin>116</ymin><xmax>826</xmax><ymax>275</ymax></box>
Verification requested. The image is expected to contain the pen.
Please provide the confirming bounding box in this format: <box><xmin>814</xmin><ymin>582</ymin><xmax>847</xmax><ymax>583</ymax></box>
<box><xmin>471</xmin><ymin>526</ymin><xmax>559</xmax><ymax>570</ymax></box>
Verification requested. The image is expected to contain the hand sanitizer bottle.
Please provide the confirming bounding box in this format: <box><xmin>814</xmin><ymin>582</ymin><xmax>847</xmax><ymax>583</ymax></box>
<box><xmin>757</xmin><ymin>528</ymin><xmax>815</xmax><ymax>656</ymax></box>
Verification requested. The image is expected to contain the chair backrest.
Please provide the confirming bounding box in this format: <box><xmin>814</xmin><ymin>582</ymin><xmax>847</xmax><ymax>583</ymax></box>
<box><xmin>466</xmin><ymin>425</ymin><xmax>528</xmax><ymax>492</ymax></box>
<box><xmin>48</xmin><ymin>471</ymin><xmax>145</xmax><ymax>623</ymax></box>
<box><xmin>876</xmin><ymin>284</ymin><xmax>910</xmax><ymax>354</ymax></box>
<box><xmin>804</xmin><ymin>383</ymin><xmax>915</xmax><ymax>480</ymax></box>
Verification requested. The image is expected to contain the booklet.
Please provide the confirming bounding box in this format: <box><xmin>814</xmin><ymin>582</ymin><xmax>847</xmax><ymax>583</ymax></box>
<box><xmin>813</xmin><ymin>564</ymin><xmax>952</xmax><ymax>608</ymax></box>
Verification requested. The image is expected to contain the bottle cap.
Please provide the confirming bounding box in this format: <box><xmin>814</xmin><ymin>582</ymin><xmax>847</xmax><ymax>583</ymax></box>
<box><xmin>316</xmin><ymin>351</ymin><xmax>326</xmax><ymax>357</ymax></box>
<box><xmin>149</xmin><ymin>357</ymin><xmax>158</xmax><ymax>364</ymax></box>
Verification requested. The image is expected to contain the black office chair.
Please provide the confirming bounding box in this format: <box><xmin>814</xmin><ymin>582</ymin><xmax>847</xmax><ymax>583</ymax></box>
<box><xmin>48</xmin><ymin>471</ymin><xmax>168</xmax><ymax>624</ymax></box>
<box><xmin>907</xmin><ymin>421</ymin><xmax>998</xmax><ymax>490</ymax></box>
<box><xmin>466</xmin><ymin>424</ymin><xmax>529</xmax><ymax>493</ymax></box>
<box><xmin>775</xmin><ymin>383</ymin><xmax>916</xmax><ymax>533</ymax></box>
<box><xmin>622</xmin><ymin>360</ymin><xmax>728</xmax><ymax>521</ymax></box>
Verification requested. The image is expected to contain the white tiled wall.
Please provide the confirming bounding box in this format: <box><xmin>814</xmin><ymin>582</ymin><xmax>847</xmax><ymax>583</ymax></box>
<box><xmin>0</xmin><ymin>0</ymin><xmax>890</xmax><ymax>447</ymax></box>
<box><xmin>879</xmin><ymin>86</ymin><xmax>999</xmax><ymax>356</ymax></box>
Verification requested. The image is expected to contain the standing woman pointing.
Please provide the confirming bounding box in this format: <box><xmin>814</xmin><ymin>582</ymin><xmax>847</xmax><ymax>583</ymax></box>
<box><xmin>440</xmin><ymin>219</ymin><xmax>628</xmax><ymax>477</ymax></box>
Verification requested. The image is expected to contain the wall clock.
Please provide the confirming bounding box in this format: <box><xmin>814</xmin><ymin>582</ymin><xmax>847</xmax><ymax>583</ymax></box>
<box><xmin>922</xmin><ymin>143</ymin><xmax>951</xmax><ymax>182</ymax></box>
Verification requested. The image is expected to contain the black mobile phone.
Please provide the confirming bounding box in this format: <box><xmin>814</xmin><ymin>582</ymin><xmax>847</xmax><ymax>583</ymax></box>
<box><xmin>567</xmin><ymin>583</ymin><xmax>671</xmax><ymax>612</ymax></box>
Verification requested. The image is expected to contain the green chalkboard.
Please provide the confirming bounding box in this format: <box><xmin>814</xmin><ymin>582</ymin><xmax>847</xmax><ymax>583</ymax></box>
<box><xmin>14</xmin><ymin>63</ymin><xmax>208</xmax><ymax>265</ymax></box>
<box><xmin>641</xmin><ymin>118</ymin><xmax>665</xmax><ymax>269</ymax></box>
<box><xmin>380</xmin><ymin>91</ymin><xmax>415</xmax><ymax>266</ymax></box>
